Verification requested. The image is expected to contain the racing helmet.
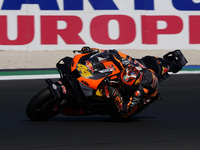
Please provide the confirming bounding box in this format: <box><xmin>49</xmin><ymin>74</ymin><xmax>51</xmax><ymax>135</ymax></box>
<box><xmin>120</xmin><ymin>66</ymin><xmax>143</xmax><ymax>91</ymax></box>
<box><xmin>81</xmin><ymin>46</ymin><xmax>99</xmax><ymax>53</ymax></box>
<box><xmin>81</xmin><ymin>46</ymin><xmax>91</xmax><ymax>53</ymax></box>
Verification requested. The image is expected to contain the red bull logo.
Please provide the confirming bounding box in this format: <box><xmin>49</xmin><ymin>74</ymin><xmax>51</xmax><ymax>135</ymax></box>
<box><xmin>86</xmin><ymin>61</ymin><xmax>94</xmax><ymax>73</ymax></box>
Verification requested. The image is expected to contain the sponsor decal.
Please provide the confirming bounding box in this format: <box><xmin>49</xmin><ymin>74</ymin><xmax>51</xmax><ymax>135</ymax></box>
<box><xmin>81</xmin><ymin>80</ymin><xmax>89</xmax><ymax>86</ymax></box>
<box><xmin>123</xmin><ymin>75</ymin><xmax>129</xmax><ymax>82</ymax></box>
<box><xmin>57</xmin><ymin>81</ymin><xmax>63</xmax><ymax>85</ymax></box>
<box><xmin>99</xmin><ymin>64</ymin><xmax>116</xmax><ymax>73</ymax></box>
<box><xmin>52</xmin><ymin>84</ymin><xmax>57</xmax><ymax>89</ymax></box>
<box><xmin>61</xmin><ymin>85</ymin><xmax>67</xmax><ymax>94</ymax></box>
<box><xmin>86</xmin><ymin>60</ymin><xmax>94</xmax><ymax>73</ymax></box>
<box><xmin>134</xmin><ymin>60</ymin><xmax>146</xmax><ymax>69</ymax></box>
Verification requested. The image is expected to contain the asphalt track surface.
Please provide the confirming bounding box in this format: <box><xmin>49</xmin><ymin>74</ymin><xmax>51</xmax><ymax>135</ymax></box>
<box><xmin>0</xmin><ymin>74</ymin><xmax>200</xmax><ymax>150</ymax></box>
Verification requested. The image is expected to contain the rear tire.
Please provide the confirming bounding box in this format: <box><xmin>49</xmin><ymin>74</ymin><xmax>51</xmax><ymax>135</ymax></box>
<box><xmin>26</xmin><ymin>88</ymin><xmax>60</xmax><ymax>121</ymax></box>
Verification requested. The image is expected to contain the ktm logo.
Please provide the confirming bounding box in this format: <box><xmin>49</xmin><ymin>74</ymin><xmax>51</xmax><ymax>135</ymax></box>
<box><xmin>81</xmin><ymin>80</ymin><xmax>89</xmax><ymax>86</ymax></box>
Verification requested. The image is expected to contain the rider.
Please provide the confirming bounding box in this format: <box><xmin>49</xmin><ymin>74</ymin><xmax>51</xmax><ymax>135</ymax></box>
<box><xmin>119</xmin><ymin>65</ymin><xmax>159</xmax><ymax>117</ymax></box>
<box><xmin>100</xmin><ymin>64</ymin><xmax>159</xmax><ymax>118</ymax></box>
<box><xmin>80</xmin><ymin>46</ymin><xmax>159</xmax><ymax>118</ymax></box>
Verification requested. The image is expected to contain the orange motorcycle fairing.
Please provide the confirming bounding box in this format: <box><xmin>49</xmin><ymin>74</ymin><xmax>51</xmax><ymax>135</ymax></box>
<box><xmin>71</xmin><ymin>53</ymin><xmax>92</xmax><ymax>71</ymax></box>
<box><xmin>77</xmin><ymin>61</ymin><xmax>121</xmax><ymax>90</ymax></box>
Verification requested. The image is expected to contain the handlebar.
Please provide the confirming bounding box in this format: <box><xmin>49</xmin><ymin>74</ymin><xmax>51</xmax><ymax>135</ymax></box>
<box><xmin>73</xmin><ymin>50</ymin><xmax>82</xmax><ymax>53</ymax></box>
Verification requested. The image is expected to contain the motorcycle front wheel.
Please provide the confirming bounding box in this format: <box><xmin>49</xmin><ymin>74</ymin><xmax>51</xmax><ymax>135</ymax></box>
<box><xmin>26</xmin><ymin>88</ymin><xmax>60</xmax><ymax>121</ymax></box>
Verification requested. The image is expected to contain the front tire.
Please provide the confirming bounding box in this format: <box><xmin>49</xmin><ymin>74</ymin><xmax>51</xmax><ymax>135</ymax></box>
<box><xmin>26</xmin><ymin>88</ymin><xmax>60</xmax><ymax>121</ymax></box>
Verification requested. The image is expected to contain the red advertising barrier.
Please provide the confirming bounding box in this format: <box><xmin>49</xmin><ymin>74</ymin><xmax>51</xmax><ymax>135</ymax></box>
<box><xmin>0</xmin><ymin>0</ymin><xmax>199</xmax><ymax>50</ymax></box>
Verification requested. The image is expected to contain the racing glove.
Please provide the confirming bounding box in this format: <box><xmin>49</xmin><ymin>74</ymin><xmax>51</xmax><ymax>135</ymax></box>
<box><xmin>104</xmin><ymin>86</ymin><xmax>123</xmax><ymax>112</ymax></box>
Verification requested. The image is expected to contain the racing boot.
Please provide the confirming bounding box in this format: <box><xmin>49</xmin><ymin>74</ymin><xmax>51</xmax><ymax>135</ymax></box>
<box><xmin>121</xmin><ymin>96</ymin><xmax>141</xmax><ymax>118</ymax></box>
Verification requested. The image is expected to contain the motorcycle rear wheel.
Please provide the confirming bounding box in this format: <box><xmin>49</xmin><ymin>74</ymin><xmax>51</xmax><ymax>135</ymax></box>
<box><xmin>26</xmin><ymin>88</ymin><xmax>60</xmax><ymax>121</ymax></box>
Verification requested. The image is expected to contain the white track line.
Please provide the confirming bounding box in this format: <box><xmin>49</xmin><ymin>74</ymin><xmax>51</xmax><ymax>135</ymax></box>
<box><xmin>169</xmin><ymin>71</ymin><xmax>200</xmax><ymax>75</ymax></box>
<box><xmin>0</xmin><ymin>71</ymin><xmax>199</xmax><ymax>80</ymax></box>
<box><xmin>0</xmin><ymin>74</ymin><xmax>60</xmax><ymax>80</ymax></box>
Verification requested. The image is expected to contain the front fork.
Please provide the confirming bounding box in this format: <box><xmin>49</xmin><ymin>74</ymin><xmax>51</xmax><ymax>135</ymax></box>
<box><xmin>45</xmin><ymin>79</ymin><xmax>69</xmax><ymax>112</ymax></box>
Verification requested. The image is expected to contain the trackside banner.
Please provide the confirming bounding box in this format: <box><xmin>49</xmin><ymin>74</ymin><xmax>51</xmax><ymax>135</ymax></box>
<box><xmin>0</xmin><ymin>0</ymin><xmax>200</xmax><ymax>50</ymax></box>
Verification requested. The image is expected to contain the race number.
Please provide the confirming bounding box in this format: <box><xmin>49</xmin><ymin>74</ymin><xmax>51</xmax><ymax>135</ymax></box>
<box><xmin>76</xmin><ymin>64</ymin><xmax>93</xmax><ymax>78</ymax></box>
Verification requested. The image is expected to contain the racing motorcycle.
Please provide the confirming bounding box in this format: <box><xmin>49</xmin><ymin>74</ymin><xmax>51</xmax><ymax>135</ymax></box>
<box><xmin>26</xmin><ymin>48</ymin><xmax>187</xmax><ymax>121</ymax></box>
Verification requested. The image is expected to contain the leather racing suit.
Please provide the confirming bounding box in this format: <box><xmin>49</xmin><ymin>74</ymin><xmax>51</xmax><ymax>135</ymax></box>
<box><xmin>80</xmin><ymin>47</ymin><xmax>159</xmax><ymax>118</ymax></box>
